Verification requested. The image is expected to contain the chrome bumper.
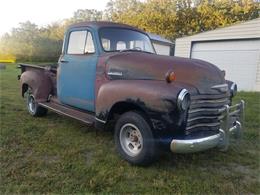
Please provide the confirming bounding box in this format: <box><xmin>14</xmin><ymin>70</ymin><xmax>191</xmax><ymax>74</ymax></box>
<box><xmin>170</xmin><ymin>100</ymin><xmax>245</xmax><ymax>153</ymax></box>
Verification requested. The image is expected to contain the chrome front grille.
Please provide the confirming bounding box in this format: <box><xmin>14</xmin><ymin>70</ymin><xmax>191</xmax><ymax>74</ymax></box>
<box><xmin>185</xmin><ymin>94</ymin><xmax>229</xmax><ymax>135</ymax></box>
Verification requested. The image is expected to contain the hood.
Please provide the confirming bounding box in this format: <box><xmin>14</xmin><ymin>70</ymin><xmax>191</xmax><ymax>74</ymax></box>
<box><xmin>105</xmin><ymin>52</ymin><xmax>226</xmax><ymax>94</ymax></box>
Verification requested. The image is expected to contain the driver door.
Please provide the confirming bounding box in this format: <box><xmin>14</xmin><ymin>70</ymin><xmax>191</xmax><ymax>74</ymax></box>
<box><xmin>57</xmin><ymin>28</ymin><xmax>97</xmax><ymax>112</ymax></box>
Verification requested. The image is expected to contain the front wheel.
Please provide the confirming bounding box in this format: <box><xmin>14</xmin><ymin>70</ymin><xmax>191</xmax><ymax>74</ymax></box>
<box><xmin>114</xmin><ymin>111</ymin><xmax>157</xmax><ymax>166</ymax></box>
<box><xmin>26</xmin><ymin>90</ymin><xmax>48</xmax><ymax>117</ymax></box>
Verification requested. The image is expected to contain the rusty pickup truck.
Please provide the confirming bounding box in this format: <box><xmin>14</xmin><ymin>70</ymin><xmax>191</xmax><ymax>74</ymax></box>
<box><xmin>19</xmin><ymin>21</ymin><xmax>245</xmax><ymax>165</ymax></box>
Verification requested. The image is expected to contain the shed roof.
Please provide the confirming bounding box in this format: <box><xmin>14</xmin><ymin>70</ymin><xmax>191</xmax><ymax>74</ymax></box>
<box><xmin>148</xmin><ymin>33</ymin><xmax>174</xmax><ymax>45</ymax></box>
<box><xmin>177</xmin><ymin>17</ymin><xmax>260</xmax><ymax>41</ymax></box>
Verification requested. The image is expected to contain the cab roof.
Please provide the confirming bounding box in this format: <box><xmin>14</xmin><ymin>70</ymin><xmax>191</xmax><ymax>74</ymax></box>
<box><xmin>68</xmin><ymin>21</ymin><xmax>146</xmax><ymax>33</ymax></box>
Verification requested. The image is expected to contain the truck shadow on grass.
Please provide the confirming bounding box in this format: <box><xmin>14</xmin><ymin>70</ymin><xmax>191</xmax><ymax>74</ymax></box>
<box><xmin>45</xmin><ymin>110</ymin><xmax>254</xmax><ymax>169</ymax></box>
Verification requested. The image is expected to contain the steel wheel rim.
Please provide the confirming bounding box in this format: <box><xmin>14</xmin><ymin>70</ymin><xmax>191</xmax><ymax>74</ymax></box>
<box><xmin>119</xmin><ymin>123</ymin><xmax>143</xmax><ymax>157</ymax></box>
<box><xmin>28</xmin><ymin>95</ymin><xmax>36</xmax><ymax>114</ymax></box>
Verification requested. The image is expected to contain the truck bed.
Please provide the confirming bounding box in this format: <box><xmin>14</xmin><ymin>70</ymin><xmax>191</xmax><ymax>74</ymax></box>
<box><xmin>19</xmin><ymin>63</ymin><xmax>57</xmax><ymax>73</ymax></box>
<box><xmin>19</xmin><ymin>63</ymin><xmax>58</xmax><ymax>96</ymax></box>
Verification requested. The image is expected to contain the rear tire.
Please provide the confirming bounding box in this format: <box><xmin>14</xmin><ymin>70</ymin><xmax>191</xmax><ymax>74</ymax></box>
<box><xmin>114</xmin><ymin>111</ymin><xmax>157</xmax><ymax>166</ymax></box>
<box><xmin>26</xmin><ymin>89</ymin><xmax>48</xmax><ymax>117</ymax></box>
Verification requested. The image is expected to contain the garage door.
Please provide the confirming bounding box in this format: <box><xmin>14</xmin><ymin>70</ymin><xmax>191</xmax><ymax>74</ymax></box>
<box><xmin>191</xmin><ymin>39</ymin><xmax>260</xmax><ymax>91</ymax></box>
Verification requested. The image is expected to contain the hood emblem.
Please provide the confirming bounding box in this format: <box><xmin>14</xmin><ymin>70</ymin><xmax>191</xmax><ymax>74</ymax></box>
<box><xmin>107</xmin><ymin>71</ymin><xmax>123</xmax><ymax>76</ymax></box>
<box><xmin>211</xmin><ymin>84</ymin><xmax>228</xmax><ymax>93</ymax></box>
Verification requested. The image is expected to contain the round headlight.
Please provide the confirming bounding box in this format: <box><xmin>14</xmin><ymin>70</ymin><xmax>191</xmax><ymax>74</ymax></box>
<box><xmin>230</xmin><ymin>83</ymin><xmax>237</xmax><ymax>97</ymax></box>
<box><xmin>177</xmin><ymin>89</ymin><xmax>191</xmax><ymax>111</ymax></box>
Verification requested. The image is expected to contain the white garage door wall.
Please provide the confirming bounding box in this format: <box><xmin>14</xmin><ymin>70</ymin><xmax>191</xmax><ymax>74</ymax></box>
<box><xmin>191</xmin><ymin>39</ymin><xmax>260</xmax><ymax>91</ymax></box>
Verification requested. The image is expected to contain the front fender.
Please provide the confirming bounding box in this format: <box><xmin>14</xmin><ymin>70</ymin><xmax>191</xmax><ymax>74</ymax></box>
<box><xmin>96</xmin><ymin>80</ymin><xmax>196</xmax><ymax>134</ymax></box>
<box><xmin>20</xmin><ymin>70</ymin><xmax>52</xmax><ymax>102</ymax></box>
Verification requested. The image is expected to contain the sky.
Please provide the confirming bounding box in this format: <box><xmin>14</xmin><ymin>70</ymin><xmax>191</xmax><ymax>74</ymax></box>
<box><xmin>0</xmin><ymin>0</ymin><xmax>110</xmax><ymax>36</ymax></box>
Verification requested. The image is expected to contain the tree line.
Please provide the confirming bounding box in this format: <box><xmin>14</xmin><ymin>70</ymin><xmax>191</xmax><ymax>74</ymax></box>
<box><xmin>0</xmin><ymin>0</ymin><xmax>259</xmax><ymax>62</ymax></box>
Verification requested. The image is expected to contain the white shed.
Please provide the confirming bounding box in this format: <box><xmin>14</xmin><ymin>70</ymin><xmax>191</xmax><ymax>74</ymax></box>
<box><xmin>175</xmin><ymin>18</ymin><xmax>260</xmax><ymax>91</ymax></box>
<box><xmin>148</xmin><ymin>33</ymin><xmax>175</xmax><ymax>56</ymax></box>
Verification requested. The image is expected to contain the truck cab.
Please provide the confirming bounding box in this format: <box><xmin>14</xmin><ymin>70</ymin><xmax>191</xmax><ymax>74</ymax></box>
<box><xmin>57</xmin><ymin>22</ymin><xmax>154</xmax><ymax>112</ymax></box>
<box><xmin>19</xmin><ymin>22</ymin><xmax>244</xmax><ymax>165</ymax></box>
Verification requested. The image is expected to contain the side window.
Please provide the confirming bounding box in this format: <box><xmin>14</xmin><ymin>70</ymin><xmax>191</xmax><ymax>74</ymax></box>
<box><xmin>67</xmin><ymin>30</ymin><xmax>95</xmax><ymax>54</ymax></box>
<box><xmin>67</xmin><ymin>31</ymin><xmax>87</xmax><ymax>54</ymax></box>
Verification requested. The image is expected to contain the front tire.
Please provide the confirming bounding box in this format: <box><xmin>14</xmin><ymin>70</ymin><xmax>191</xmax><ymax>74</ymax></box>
<box><xmin>26</xmin><ymin>91</ymin><xmax>48</xmax><ymax>117</ymax></box>
<box><xmin>114</xmin><ymin>111</ymin><xmax>157</xmax><ymax>166</ymax></box>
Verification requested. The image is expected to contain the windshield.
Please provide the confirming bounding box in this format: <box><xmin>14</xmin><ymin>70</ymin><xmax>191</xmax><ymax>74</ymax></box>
<box><xmin>99</xmin><ymin>27</ymin><xmax>155</xmax><ymax>53</ymax></box>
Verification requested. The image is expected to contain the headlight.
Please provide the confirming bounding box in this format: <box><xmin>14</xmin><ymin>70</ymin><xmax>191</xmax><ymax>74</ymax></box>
<box><xmin>230</xmin><ymin>83</ymin><xmax>237</xmax><ymax>97</ymax></box>
<box><xmin>177</xmin><ymin>89</ymin><xmax>190</xmax><ymax>111</ymax></box>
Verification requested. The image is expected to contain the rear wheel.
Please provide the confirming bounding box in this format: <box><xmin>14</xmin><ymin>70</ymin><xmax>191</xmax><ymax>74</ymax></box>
<box><xmin>26</xmin><ymin>89</ymin><xmax>48</xmax><ymax>117</ymax></box>
<box><xmin>114</xmin><ymin>111</ymin><xmax>157</xmax><ymax>166</ymax></box>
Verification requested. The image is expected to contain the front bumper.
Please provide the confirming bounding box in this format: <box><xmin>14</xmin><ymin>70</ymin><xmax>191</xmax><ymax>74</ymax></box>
<box><xmin>170</xmin><ymin>100</ymin><xmax>245</xmax><ymax>153</ymax></box>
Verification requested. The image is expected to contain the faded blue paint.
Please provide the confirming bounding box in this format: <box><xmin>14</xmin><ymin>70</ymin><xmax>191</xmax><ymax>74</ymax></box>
<box><xmin>57</xmin><ymin>27</ymin><xmax>99</xmax><ymax>112</ymax></box>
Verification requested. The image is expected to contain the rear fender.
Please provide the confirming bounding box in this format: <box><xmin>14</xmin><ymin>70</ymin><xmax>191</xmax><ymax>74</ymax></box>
<box><xmin>20</xmin><ymin>70</ymin><xmax>52</xmax><ymax>102</ymax></box>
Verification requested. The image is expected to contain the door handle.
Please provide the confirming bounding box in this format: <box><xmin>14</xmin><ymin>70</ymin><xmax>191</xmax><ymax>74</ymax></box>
<box><xmin>60</xmin><ymin>59</ymin><xmax>69</xmax><ymax>63</ymax></box>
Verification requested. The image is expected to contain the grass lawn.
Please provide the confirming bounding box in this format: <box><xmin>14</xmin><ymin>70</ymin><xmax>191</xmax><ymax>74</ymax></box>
<box><xmin>0</xmin><ymin>63</ymin><xmax>259</xmax><ymax>194</ymax></box>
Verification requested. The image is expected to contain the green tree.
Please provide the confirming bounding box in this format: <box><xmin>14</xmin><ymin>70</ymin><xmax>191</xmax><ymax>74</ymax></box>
<box><xmin>105</xmin><ymin>0</ymin><xmax>178</xmax><ymax>40</ymax></box>
<box><xmin>8</xmin><ymin>21</ymin><xmax>39</xmax><ymax>61</ymax></box>
<box><xmin>105</xmin><ymin>0</ymin><xmax>260</xmax><ymax>39</ymax></box>
<box><xmin>0</xmin><ymin>21</ymin><xmax>63</xmax><ymax>62</ymax></box>
<box><xmin>69</xmin><ymin>9</ymin><xmax>103</xmax><ymax>23</ymax></box>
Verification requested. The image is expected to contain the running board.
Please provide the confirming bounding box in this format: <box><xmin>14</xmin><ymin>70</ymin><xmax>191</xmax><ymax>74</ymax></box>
<box><xmin>39</xmin><ymin>102</ymin><xmax>95</xmax><ymax>125</ymax></box>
